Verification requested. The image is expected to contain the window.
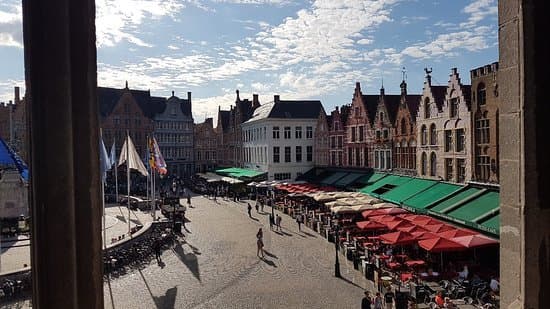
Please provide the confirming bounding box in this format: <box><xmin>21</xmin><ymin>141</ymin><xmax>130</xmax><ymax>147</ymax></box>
<box><xmin>273</xmin><ymin>147</ymin><xmax>280</xmax><ymax>163</ymax></box>
<box><xmin>334</xmin><ymin>121</ymin><xmax>340</xmax><ymax>131</ymax></box>
<box><xmin>421</xmin><ymin>152</ymin><xmax>427</xmax><ymax>175</ymax></box>
<box><xmin>400</xmin><ymin>118</ymin><xmax>406</xmax><ymax>135</ymax></box>
<box><xmin>306</xmin><ymin>126</ymin><xmax>313</xmax><ymax>138</ymax></box>
<box><xmin>351</xmin><ymin>127</ymin><xmax>356</xmax><ymax>142</ymax></box>
<box><xmin>331</xmin><ymin>152</ymin><xmax>336</xmax><ymax>166</ymax></box>
<box><xmin>374</xmin><ymin>150</ymin><xmax>379</xmax><ymax>168</ymax></box>
<box><xmin>355</xmin><ymin>148</ymin><xmax>360</xmax><ymax>166</ymax></box>
<box><xmin>379</xmin><ymin>112</ymin><xmax>384</xmax><ymax>123</ymax></box>
<box><xmin>295</xmin><ymin>126</ymin><xmax>302</xmax><ymax>139</ymax></box>
<box><xmin>450</xmin><ymin>97</ymin><xmax>459</xmax><ymax>118</ymax></box>
<box><xmin>274</xmin><ymin>173</ymin><xmax>291</xmax><ymax>180</ymax></box>
<box><xmin>429</xmin><ymin>124</ymin><xmax>437</xmax><ymax>145</ymax></box>
<box><xmin>476</xmin><ymin>119</ymin><xmax>490</xmax><ymax>144</ymax></box>
<box><xmin>284</xmin><ymin>146</ymin><xmax>291</xmax><ymax>162</ymax></box>
<box><xmin>424</xmin><ymin>98</ymin><xmax>430</xmax><ymax>118</ymax></box>
<box><xmin>383</xmin><ymin>129</ymin><xmax>388</xmax><ymax>140</ymax></box>
<box><xmin>330</xmin><ymin>136</ymin><xmax>336</xmax><ymax>148</ymax></box>
<box><xmin>456</xmin><ymin>129</ymin><xmax>465</xmax><ymax>152</ymax></box>
<box><xmin>477</xmin><ymin>155</ymin><xmax>490</xmax><ymax>182</ymax></box>
<box><xmin>376</xmin><ymin>130</ymin><xmax>381</xmax><ymax>140</ymax></box>
<box><xmin>359</xmin><ymin>126</ymin><xmax>364</xmax><ymax>141</ymax></box>
<box><xmin>355</xmin><ymin>107</ymin><xmax>360</xmax><ymax>117</ymax></box>
<box><xmin>421</xmin><ymin>125</ymin><xmax>427</xmax><ymax>145</ymax></box>
<box><xmin>348</xmin><ymin>149</ymin><xmax>352</xmax><ymax>166</ymax></box>
<box><xmin>364</xmin><ymin>147</ymin><xmax>369</xmax><ymax>166</ymax></box>
<box><xmin>445</xmin><ymin>130</ymin><xmax>453</xmax><ymax>152</ymax></box>
<box><xmin>430</xmin><ymin>152</ymin><xmax>437</xmax><ymax>176</ymax></box>
<box><xmin>445</xmin><ymin>158</ymin><xmax>453</xmax><ymax>181</ymax></box>
<box><xmin>477</xmin><ymin>83</ymin><xmax>487</xmax><ymax>105</ymax></box>
<box><xmin>284</xmin><ymin>126</ymin><xmax>291</xmax><ymax>139</ymax></box>
<box><xmin>337</xmin><ymin>136</ymin><xmax>343</xmax><ymax>149</ymax></box>
<box><xmin>306</xmin><ymin>146</ymin><xmax>313</xmax><ymax>162</ymax></box>
<box><xmin>457</xmin><ymin>159</ymin><xmax>466</xmax><ymax>183</ymax></box>
<box><xmin>296</xmin><ymin>146</ymin><xmax>302</xmax><ymax>162</ymax></box>
<box><xmin>272</xmin><ymin>126</ymin><xmax>280</xmax><ymax>139</ymax></box>
<box><xmin>338</xmin><ymin>152</ymin><xmax>343</xmax><ymax>166</ymax></box>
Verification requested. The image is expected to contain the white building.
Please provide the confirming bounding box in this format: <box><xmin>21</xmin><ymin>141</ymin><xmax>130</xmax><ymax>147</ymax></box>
<box><xmin>241</xmin><ymin>95</ymin><xmax>323</xmax><ymax>181</ymax></box>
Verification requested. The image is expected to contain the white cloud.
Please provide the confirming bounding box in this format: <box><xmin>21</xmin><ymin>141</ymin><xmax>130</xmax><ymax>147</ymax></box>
<box><xmin>213</xmin><ymin>0</ymin><xmax>294</xmax><ymax>5</ymax></box>
<box><xmin>0</xmin><ymin>79</ymin><xmax>25</xmax><ymax>104</ymax></box>
<box><xmin>0</xmin><ymin>2</ymin><xmax>23</xmax><ymax>48</ymax></box>
<box><xmin>356</xmin><ymin>38</ymin><xmax>373</xmax><ymax>45</ymax></box>
<box><xmin>460</xmin><ymin>0</ymin><xmax>497</xmax><ymax>29</ymax></box>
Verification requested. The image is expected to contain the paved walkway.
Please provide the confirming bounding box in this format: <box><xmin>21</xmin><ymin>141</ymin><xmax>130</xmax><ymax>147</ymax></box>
<box><xmin>104</xmin><ymin>194</ymin><xmax>372</xmax><ymax>309</ymax></box>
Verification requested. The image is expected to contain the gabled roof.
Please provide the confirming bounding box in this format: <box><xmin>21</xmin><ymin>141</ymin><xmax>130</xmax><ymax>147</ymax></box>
<box><xmin>430</xmin><ymin>86</ymin><xmax>447</xmax><ymax>111</ymax></box>
<box><xmin>361</xmin><ymin>95</ymin><xmax>379</xmax><ymax>124</ymax></box>
<box><xmin>218</xmin><ymin>110</ymin><xmax>231</xmax><ymax>132</ymax></box>
<box><xmin>98</xmin><ymin>86</ymin><xmax>165</xmax><ymax>119</ymax></box>
<box><xmin>162</xmin><ymin>95</ymin><xmax>192</xmax><ymax>117</ymax></box>
<box><xmin>404</xmin><ymin>95</ymin><xmax>421</xmax><ymax>121</ymax></box>
<box><xmin>268</xmin><ymin>100</ymin><xmax>322</xmax><ymax>119</ymax></box>
<box><xmin>461</xmin><ymin>85</ymin><xmax>472</xmax><ymax>110</ymax></box>
<box><xmin>382</xmin><ymin>95</ymin><xmax>401</xmax><ymax>124</ymax></box>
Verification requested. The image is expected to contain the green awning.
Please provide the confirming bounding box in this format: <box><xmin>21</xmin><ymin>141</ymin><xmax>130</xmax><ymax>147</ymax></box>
<box><xmin>479</xmin><ymin>214</ymin><xmax>500</xmax><ymax>235</ymax></box>
<box><xmin>380</xmin><ymin>178</ymin><xmax>439</xmax><ymax>204</ymax></box>
<box><xmin>428</xmin><ymin>187</ymin><xmax>482</xmax><ymax>213</ymax></box>
<box><xmin>355</xmin><ymin>172</ymin><xmax>386</xmax><ymax>185</ymax></box>
<box><xmin>215</xmin><ymin>167</ymin><xmax>265</xmax><ymax>179</ymax></box>
<box><xmin>334</xmin><ymin>173</ymin><xmax>364</xmax><ymax>187</ymax></box>
<box><xmin>447</xmin><ymin>191</ymin><xmax>500</xmax><ymax>222</ymax></box>
<box><xmin>402</xmin><ymin>182</ymin><xmax>463</xmax><ymax>212</ymax></box>
<box><xmin>359</xmin><ymin>175</ymin><xmax>413</xmax><ymax>197</ymax></box>
<box><xmin>320</xmin><ymin>172</ymin><xmax>348</xmax><ymax>185</ymax></box>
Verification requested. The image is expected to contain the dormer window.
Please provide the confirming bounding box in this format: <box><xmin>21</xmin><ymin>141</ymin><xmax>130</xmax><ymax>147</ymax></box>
<box><xmin>424</xmin><ymin>98</ymin><xmax>430</xmax><ymax>118</ymax></box>
<box><xmin>477</xmin><ymin>83</ymin><xmax>487</xmax><ymax>105</ymax></box>
<box><xmin>379</xmin><ymin>112</ymin><xmax>384</xmax><ymax>122</ymax></box>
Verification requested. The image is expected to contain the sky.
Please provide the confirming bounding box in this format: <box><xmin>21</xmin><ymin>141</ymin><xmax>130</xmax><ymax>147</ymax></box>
<box><xmin>0</xmin><ymin>0</ymin><xmax>498</xmax><ymax>123</ymax></box>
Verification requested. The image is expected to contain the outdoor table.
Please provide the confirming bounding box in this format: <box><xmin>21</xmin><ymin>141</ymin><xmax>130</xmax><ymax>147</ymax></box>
<box><xmin>387</xmin><ymin>262</ymin><xmax>401</xmax><ymax>269</ymax></box>
<box><xmin>405</xmin><ymin>260</ymin><xmax>426</xmax><ymax>267</ymax></box>
<box><xmin>400</xmin><ymin>272</ymin><xmax>413</xmax><ymax>282</ymax></box>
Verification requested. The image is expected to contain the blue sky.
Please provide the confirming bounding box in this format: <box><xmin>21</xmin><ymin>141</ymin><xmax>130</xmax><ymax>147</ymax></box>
<box><xmin>0</xmin><ymin>0</ymin><xmax>498</xmax><ymax>122</ymax></box>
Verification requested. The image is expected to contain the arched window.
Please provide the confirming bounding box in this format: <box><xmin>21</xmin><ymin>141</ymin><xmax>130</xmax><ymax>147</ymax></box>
<box><xmin>421</xmin><ymin>125</ymin><xmax>427</xmax><ymax>145</ymax></box>
<box><xmin>421</xmin><ymin>152</ymin><xmax>427</xmax><ymax>175</ymax></box>
<box><xmin>424</xmin><ymin>98</ymin><xmax>430</xmax><ymax>118</ymax></box>
<box><xmin>400</xmin><ymin>118</ymin><xmax>406</xmax><ymax>135</ymax></box>
<box><xmin>429</xmin><ymin>123</ymin><xmax>437</xmax><ymax>145</ymax></box>
<box><xmin>430</xmin><ymin>152</ymin><xmax>437</xmax><ymax>176</ymax></box>
<box><xmin>477</xmin><ymin>83</ymin><xmax>487</xmax><ymax>105</ymax></box>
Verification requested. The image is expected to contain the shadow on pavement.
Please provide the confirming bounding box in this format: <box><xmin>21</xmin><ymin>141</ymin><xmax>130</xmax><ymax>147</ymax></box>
<box><xmin>301</xmin><ymin>231</ymin><xmax>316</xmax><ymax>238</ymax></box>
<box><xmin>263</xmin><ymin>250</ymin><xmax>278</xmax><ymax>259</ymax></box>
<box><xmin>172</xmin><ymin>243</ymin><xmax>201</xmax><ymax>282</ymax></box>
<box><xmin>249</xmin><ymin>216</ymin><xmax>259</xmax><ymax>221</ymax></box>
<box><xmin>338</xmin><ymin>275</ymin><xmax>364</xmax><ymax>290</ymax></box>
<box><xmin>260</xmin><ymin>257</ymin><xmax>277</xmax><ymax>268</ymax></box>
<box><xmin>280</xmin><ymin>230</ymin><xmax>293</xmax><ymax>237</ymax></box>
<box><xmin>115</xmin><ymin>215</ymin><xmax>127</xmax><ymax>223</ymax></box>
<box><xmin>138</xmin><ymin>269</ymin><xmax>178</xmax><ymax>309</ymax></box>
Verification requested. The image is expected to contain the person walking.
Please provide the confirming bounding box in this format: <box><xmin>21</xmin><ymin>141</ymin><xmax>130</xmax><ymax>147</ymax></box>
<box><xmin>153</xmin><ymin>238</ymin><xmax>162</xmax><ymax>263</ymax></box>
<box><xmin>276</xmin><ymin>214</ymin><xmax>282</xmax><ymax>231</ymax></box>
<box><xmin>260</xmin><ymin>199</ymin><xmax>265</xmax><ymax>212</ymax></box>
<box><xmin>269</xmin><ymin>213</ymin><xmax>274</xmax><ymax>230</ymax></box>
<box><xmin>373</xmin><ymin>292</ymin><xmax>383</xmax><ymax>309</ymax></box>
<box><xmin>247</xmin><ymin>203</ymin><xmax>252</xmax><ymax>218</ymax></box>
<box><xmin>256</xmin><ymin>228</ymin><xmax>264</xmax><ymax>258</ymax></box>
<box><xmin>361</xmin><ymin>291</ymin><xmax>372</xmax><ymax>309</ymax></box>
<box><xmin>255</xmin><ymin>200</ymin><xmax>259</xmax><ymax>213</ymax></box>
<box><xmin>296</xmin><ymin>214</ymin><xmax>302</xmax><ymax>231</ymax></box>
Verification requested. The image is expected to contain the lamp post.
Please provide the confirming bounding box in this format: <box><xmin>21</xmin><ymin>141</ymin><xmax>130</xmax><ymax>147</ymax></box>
<box><xmin>334</xmin><ymin>220</ymin><xmax>341</xmax><ymax>278</ymax></box>
<box><xmin>172</xmin><ymin>179</ymin><xmax>177</xmax><ymax>227</ymax></box>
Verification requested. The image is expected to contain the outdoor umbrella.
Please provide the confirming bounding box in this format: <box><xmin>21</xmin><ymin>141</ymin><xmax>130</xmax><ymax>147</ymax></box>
<box><xmin>379</xmin><ymin>231</ymin><xmax>417</xmax><ymax>245</ymax></box>
<box><xmin>423</xmin><ymin>223</ymin><xmax>455</xmax><ymax>233</ymax></box>
<box><xmin>369</xmin><ymin>215</ymin><xmax>401</xmax><ymax>223</ymax></box>
<box><xmin>406</xmin><ymin>216</ymin><xmax>442</xmax><ymax>226</ymax></box>
<box><xmin>378</xmin><ymin>207</ymin><xmax>409</xmax><ymax>215</ymax></box>
<box><xmin>351</xmin><ymin>204</ymin><xmax>374</xmax><ymax>212</ymax></box>
<box><xmin>418</xmin><ymin>237</ymin><xmax>468</xmax><ymax>252</ymax></box>
<box><xmin>396</xmin><ymin>225</ymin><xmax>428</xmax><ymax>234</ymax></box>
<box><xmin>371</xmin><ymin>202</ymin><xmax>396</xmax><ymax>209</ymax></box>
<box><xmin>439</xmin><ymin>228</ymin><xmax>478</xmax><ymax>239</ymax></box>
<box><xmin>356</xmin><ymin>220</ymin><xmax>387</xmax><ymax>231</ymax></box>
<box><xmin>385</xmin><ymin>220</ymin><xmax>415</xmax><ymax>231</ymax></box>
<box><xmin>331</xmin><ymin>206</ymin><xmax>356</xmax><ymax>214</ymax></box>
<box><xmin>411</xmin><ymin>231</ymin><xmax>440</xmax><ymax>240</ymax></box>
<box><xmin>451</xmin><ymin>234</ymin><xmax>499</xmax><ymax>248</ymax></box>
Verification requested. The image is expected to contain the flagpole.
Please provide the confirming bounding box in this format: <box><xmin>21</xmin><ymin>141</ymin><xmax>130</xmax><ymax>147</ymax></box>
<box><xmin>127</xmin><ymin>131</ymin><xmax>131</xmax><ymax>237</ymax></box>
<box><xmin>114</xmin><ymin>137</ymin><xmax>119</xmax><ymax>203</ymax></box>
<box><xmin>101</xmin><ymin>129</ymin><xmax>106</xmax><ymax>250</ymax></box>
<box><xmin>152</xmin><ymin>162</ymin><xmax>156</xmax><ymax>220</ymax></box>
<box><xmin>146</xmin><ymin>135</ymin><xmax>150</xmax><ymax>213</ymax></box>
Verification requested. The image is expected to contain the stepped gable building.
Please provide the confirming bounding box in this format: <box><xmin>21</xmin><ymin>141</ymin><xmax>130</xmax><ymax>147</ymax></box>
<box><xmin>416</xmin><ymin>69</ymin><xmax>448</xmax><ymax>179</ymax></box>
<box><xmin>344</xmin><ymin>82</ymin><xmax>378</xmax><ymax>168</ymax></box>
<box><xmin>241</xmin><ymin>95</ymin><xmax>323</xmax><ymax>181</ymax></box>
<box><xmin>393</xmin><ymin>79</ymin><xmax>421</xmax><ymax>175</ymax></box>
<box><xmin>194</xmin><ymin>117</ymin><xmax>218</xmax><ymax>173</ymax></box>
<box><xmin>371</xmin><ymin>86</ymin><xmax>401</xmax><ymax>171</ymax></box>
<box><xmin>215</xmin><ymin>90</ymin><xmax>260</xmax><ymax>168</ymax></box>
<box><xmin>328</xmin><ymin>105</ymin><xmax>350</xmax><ymax>167</ymax></box>
<box><xmin>470</xmin><ymin>62</ymin><xmax>499</xmax><ymax>184</ymax></box>
<box><xmin>99</xmin><ymin>83</ymin><xmax>163</xmax><ymax>158</ymax></box>
<box><xmin>0</xmin><ymin>87</ymin><xmax>28</xmax><ymax>162</ymax></box>
<box><xmin>153</xmin><ymin>91</ymin><xmax>194</xmax><ymax>177</ymax></box>
<box><xmin>313</xmin><ymin>109</ymin><xmax>330</xmax><ymax>167</ymax></box>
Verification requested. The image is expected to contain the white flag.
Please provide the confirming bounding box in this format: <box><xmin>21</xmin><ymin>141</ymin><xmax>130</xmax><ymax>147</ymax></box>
<box><xmin>118</xmin><ymin>135</ymin><xmax>149</xmax><ymax>176</ymax></box>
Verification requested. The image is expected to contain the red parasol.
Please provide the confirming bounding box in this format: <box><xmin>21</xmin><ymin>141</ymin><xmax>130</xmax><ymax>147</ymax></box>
<box><xmin>423</xmin><ymin>223</ymin><xmax>455</xmax><ymax>233</ymax></box>
<box><xmin>379</xmin><ymin>207</ymin><xmax>409</xmax><ymax>215</ymax></box>
<box><xmin>418</xmin><ymin>237</ymin><xmax>468</xmax><ymax>252</ymax></box>
<box><xmin>370</xmin><ymin>215</ymin><xmax>401</xmax><ymax>223</ymax></box>
<box><xmin>439</xmin><ymin>228</ymin><xmax>478</xmax><ymax>239</ymax></box>
<box><xmin>379</xmin><ymin>231</ymin><xmax>417</xmax><ymax>245</ymax></box>
<box><xmin>385</xmin><ymin>220</ymin><xmax>415</xmax><ymax>231</ymax></box>
<box><xmin>451</xmin><ymin>234</ymin><xmax>499</xmax><ymax>248</ymax></box>
<box><xmin>356</xmin><ymin>220</ymin><xmax>387</xmax><ymax>231</ymax></box>
<box><xmin>406</xmin><ymin>216</ymin><xmax>442</xmax><ymax>226</ymax></box>
<box><xmin>397</xmin><ymin>225</ymin><xmax>428</xmax><ymax>234</ymax></box>
<box><xmin>411</xmin><ymin>231</ymin><xmax>440</xmax><ymax>240</ymax></box>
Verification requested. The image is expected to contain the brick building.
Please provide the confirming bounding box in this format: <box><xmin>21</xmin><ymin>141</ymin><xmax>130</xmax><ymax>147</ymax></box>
<box><xmin>0</xmin><ymin>87</ymin><xmax>28</xmax><ymax>162</ymax></box>
<box><xmin>393</xmin><ymin>80</ymin><xmax>421</xmax><ymax>175</ymax></box>
<box><xmin>327</xmin><ymin>105</ymin><xmax>350</xmax><ymax>167</ymax></box>
<box><xmin>194</xmin><ymin>117</ymin><xmax>218</xmax><ymax>172</ymax></box>
<box><xmin>313</xmin><ymin>109</ymin><xmax>330</xmax><ymax>167</ymax></box>
<box><xmin>470</xmin><ymin>62</ymin><xmax>499</xmax><ymax>184</ymax></box>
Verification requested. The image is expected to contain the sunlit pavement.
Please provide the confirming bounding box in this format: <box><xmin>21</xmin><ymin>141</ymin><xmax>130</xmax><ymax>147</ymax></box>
<box><xmin>104</xmin><ymin>194</ymin><xmax>371</xmax><ymax>309</ymax></box>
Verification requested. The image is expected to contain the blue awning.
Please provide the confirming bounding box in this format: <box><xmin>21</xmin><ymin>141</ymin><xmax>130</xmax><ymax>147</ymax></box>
<box><xmin>0</xmin><ymin>138</ymin><xmax>29</xmax><ymax>181</ymax></box>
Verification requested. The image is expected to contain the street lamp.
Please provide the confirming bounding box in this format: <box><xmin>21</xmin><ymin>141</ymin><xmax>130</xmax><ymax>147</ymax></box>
<box><xmin>172</xmin><ymin>179</ymin><xmax>177</xmax><ymax>227</ymax></box>
<box><xmin>334</xmin><ymin>219</ymin><xmax>341</xmax><ymax>278</ymax></box>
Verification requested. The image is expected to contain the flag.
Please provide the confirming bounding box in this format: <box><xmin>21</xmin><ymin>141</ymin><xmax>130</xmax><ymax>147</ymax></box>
<box><xmin>109</xmin><ymin>140</ymin><xmax>116</xmax><ymax>168</ymax></box>
<box><xmin>118</xmin><ymin>135</ymin><xmax>149</xmax><ymax>176</ymax></box>
<box><xmin>148</xmin><ymin>136</ymin><xmax>167</xmax><ymax>175</ymax></box>
<box><xmin>99</xmin><ymin>137</ymin><xmax>111</xmax><ymax>182</ymax></box>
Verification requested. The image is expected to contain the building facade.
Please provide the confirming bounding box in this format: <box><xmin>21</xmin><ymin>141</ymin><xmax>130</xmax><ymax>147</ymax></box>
<box><xmin>242</xmin><ymin>95</ymin><xmax>323</xmax><ymax>181</ymax></box>
<box><xmin>194</xmin><ymin>117</ymin><xmax>218</xmax><ymax>173</ymax></box>
<box><xmin>393</xmin><ymin>81</ymin><xmax>420</xmax><ymax>176</ymax></box>
<box><xmin>470</xmin><ymin>62</ymin><xmax>499</xmax><ymax>184</ymax></box>
<box><xmin>154</xmin><ymin>92</ymin><xmax>194</xmax><ymax>177</ymax></box>
<box><xmin>328</xmin><ymin>105</ymin><xmax>350</xmax><ymax>167</ymax></box>
<box><xmin>0</xmin><ymin>87</ymin><xmax>28</xmax><ymax>162</ymax></box>
<box><xmin>313</xmin><ymin>110</ymin><xmax>330</xmax><ymax>167</ymax></box>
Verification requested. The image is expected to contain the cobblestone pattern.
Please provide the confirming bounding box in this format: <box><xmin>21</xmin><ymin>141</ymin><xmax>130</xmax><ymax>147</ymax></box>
<box><xmin>104</xmin><ymin>195</ymin><xmax>371</xmax><ymax>309</ymax></box>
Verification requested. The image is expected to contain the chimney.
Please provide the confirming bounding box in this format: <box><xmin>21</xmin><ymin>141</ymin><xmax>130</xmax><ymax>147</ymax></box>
<box><xmin>400</xmin><ymin>80</ymin><xmax>407</xmax><ymax>96</ymax></box>
<box><xmin>236</xmin><ymin>89</ymin><xmax>240</xmax><ymax>102</ymax></box>
<box><xmin>252</xmin><ymin>94</ymin><xmax>260</xmax><ymax>108</ymax></box>
<box><xmin>187</xmin><ymin>91</ymin><xmax>191</xmax><ymax>102</ymax></box>
<box><xmin>14</xmin><ymin>87</ymin><xmax>20</xmax><ymax>104</ymax></box>
<box><xmin>335</xmin><ymin>106</ymin><xmax>339</xmax><ymax>112</ymax></box>
<box><xmin>171</xmin><ymin>90</ymin><xmax>175</xmax><ymax>97</ymax></box>
<box><xmin>451</xmin><ymin>67</ymin><xmax>458</xmax><ymax>75</ymax></box>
